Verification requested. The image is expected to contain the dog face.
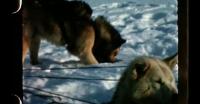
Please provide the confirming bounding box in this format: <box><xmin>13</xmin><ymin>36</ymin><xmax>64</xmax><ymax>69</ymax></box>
<box><xmin>93</xmin><ymin>16</ymin><xmax>126</xmax><ymax>63</ymax></box>
<box><xmin>110</xmin><ymin>53</ymin><xmax>178</xmax><ymax>104</ymax></box>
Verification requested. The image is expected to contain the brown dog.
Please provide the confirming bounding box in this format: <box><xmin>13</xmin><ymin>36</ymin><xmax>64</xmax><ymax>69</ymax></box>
<box><xmin>93</xmin><ymin>16</ymin><xmax>126</xmax><ymax>63</ymax></box>
<box><xmin>110</xmin><ymin>53</ymin><xmax>178</xmax><ymax>104</ymax></box>
<box><xmin>22</xmin><ymin>0</ymin><xmax>125</xmax><ymax>65</ymax></box>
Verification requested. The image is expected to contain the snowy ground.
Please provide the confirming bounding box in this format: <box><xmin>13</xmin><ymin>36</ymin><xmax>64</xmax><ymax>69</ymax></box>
<box><xmin>23</xmin><ymin>0</ymin><xmax>178</xmax><ymax>104</ymax></box>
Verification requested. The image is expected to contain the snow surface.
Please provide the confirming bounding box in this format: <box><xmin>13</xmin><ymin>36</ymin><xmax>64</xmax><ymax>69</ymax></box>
<box><xmin>23</xmin><ymin>0</ymin><xmax>178</xmax><ymax>104</ymax></box>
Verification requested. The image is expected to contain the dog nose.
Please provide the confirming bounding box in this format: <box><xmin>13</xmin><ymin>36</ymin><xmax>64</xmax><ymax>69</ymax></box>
<box><xmin>120</xmin><ymin>39</ymin><xmax>126</xmax><ymax>44</ymax></box>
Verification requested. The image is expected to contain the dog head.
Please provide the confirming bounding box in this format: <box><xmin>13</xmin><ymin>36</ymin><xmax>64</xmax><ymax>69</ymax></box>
<box><xmin>112</xmin><ymin>53</ymin><xmax>178</xmax><ymax>104</ymax></box>
<box><xmin>93</xmin><ymin>16</ymin><xmax>126</xmax><ymax>63</ymax></box>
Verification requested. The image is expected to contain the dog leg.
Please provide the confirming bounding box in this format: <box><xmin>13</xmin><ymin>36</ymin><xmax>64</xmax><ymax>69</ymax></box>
<box><xmin>77</xmin><ymin>25</ymin><xmax>98</xmax><ymax>65</ymax></box>
<box><xmin>29</xmin><ymin>36</ymin><xmax>41</xmax><ymax>65</ymax></box>
<box><xmin>80</xmin><ymin>50</ymin><xmax>98</xmax><ymax>65</ymax></box>
<box><xmin>22</xmin><ymin>34</ymin><xmax>30</xmax><ymax>64</ymax></box>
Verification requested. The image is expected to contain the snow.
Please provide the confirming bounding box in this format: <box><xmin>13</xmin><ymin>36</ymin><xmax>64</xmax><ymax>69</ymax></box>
<box><xmin>23</xmin><ymin>0</ymin><xmax>178</xmax><ymax>104</ymax></box>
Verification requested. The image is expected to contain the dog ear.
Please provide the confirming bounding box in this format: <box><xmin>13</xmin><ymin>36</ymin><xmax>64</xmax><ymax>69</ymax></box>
<box><xmin>163</xmin><ymin>52</ymin><xmax>178</xmax><ymax>70</ymax></box>
<box><xmin>131</xmin><ymin>60</ymin><xmax>149</xmax><ymax>80</ymax></box>
<box><xmin>95</xmin><ymin>16</ymin><xmax>108</xmax><ymax>23</ymax></box>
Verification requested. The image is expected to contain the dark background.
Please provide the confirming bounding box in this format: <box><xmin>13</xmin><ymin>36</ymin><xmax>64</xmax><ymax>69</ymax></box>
<box><xmin>2</xmin><ymin>0</ymin><xmax>22</xmax><ymax>103</ymax></box>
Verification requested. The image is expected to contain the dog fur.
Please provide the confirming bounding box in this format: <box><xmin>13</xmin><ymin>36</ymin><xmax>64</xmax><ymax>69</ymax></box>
<box><xmin>22</xmin><ymin>0</ymin><xmax>125</xmax><ymax>65</ymax></box>
<box><xmin>109</xmin><ymin>53</ymin><xmax>178</xmax><ymax>104</ymax></box>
